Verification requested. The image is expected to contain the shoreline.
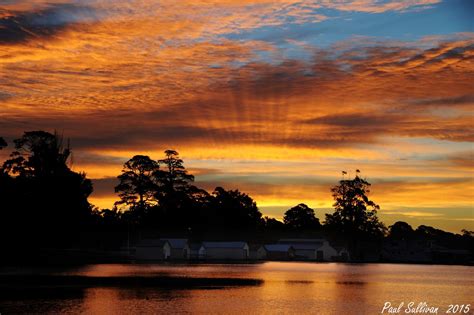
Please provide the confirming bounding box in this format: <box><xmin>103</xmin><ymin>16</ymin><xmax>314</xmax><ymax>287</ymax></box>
<box><xmin>1</xmin><ymin>260</ymin><xmax>473</xmax><ymax>269</ymax></box>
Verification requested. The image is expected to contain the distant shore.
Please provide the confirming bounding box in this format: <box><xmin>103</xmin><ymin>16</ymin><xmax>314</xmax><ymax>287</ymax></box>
<box><xmin>1</xmin><ymin>259</ymin><xmax>473</xmax><ymax>269</ymax></box>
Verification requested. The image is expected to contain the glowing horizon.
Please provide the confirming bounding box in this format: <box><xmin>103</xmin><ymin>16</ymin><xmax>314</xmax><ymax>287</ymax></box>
<box><xmin>1</xmin><ymin>0</ymin><xmax>473</xmax><ymax>233</ymax></box>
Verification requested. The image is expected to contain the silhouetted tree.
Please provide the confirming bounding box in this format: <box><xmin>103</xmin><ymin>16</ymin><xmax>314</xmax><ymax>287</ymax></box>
<box><xmin>183</xmin><ymin>188</ymin><xmax>211</xmax><ymax>224</ymax></box>
<box><xmin>155</xmin><ymin>150</ymin><xmax>192</xmax><ymax>207</ymax></box>
<box><xmin>325</xmin><ymin>172</ymin><xmax>386</xmax><ymax>259</ymax></box>
<box><xmin>155</xmin><ymin>149</ymin><xmax>194</xmax><ymax>195</ymax></box>
<box><xmin>261</xmin><ymin>216</ymin><xmax>286</xmax><ymax>238</ymax></box>
<box><xmin>3</xmin><ymin>131</ymin><xmax>70</xmax><ymax>177</ymax></box>
<box><xmin>415</xmin><ymin>225</ymin><xmax>445</xmax><ymax>239</ymax></box>
<box><xmin>414</xmin><ymin>225</ymin><xmax>462</xmax><ymax>245</ymax></box>
<box><xmin>154</xmin><ymin>150</ymin><xmax>203</xmax><ymax>227</ymax></box>
<box><xmin>98</xmin><ymin>208</ymin><xmax>123</xmax><ymax>225</ymax></box>
<box><xmin>208</xmin><ymin>187</ymin><xmax>263</xmax><ymax>231</ymax></box>
<box><xmin>0</xmin><ymin>136</ymin><xmax>9</xmax><ymax>178</ymax></box>
<box><xmin>462</xmin><ymin>229</ymin><xmax>474</xmax><ymax>238</ymax></box>
<box><xmin>461</xmin><ymin>230</ymin><xmax>474</xmax><ymax>255</ymax></box>
<box><xmin>388</xmin><ymin>221</ymin><xmax>415</xmax><ymax>240</ymax></box>
<box><xmin>325</xmin><ymin>173</ymin><xmax>385</xmax><ymax>237</ymax></box>
<box><xmin>0</xmin><ymin>137</ymin><xmax>6</xmax><ymax>150</ymax></box>
<box><xmin>115</xmin><ymin>155</ymin><xmax>159</xmax><ymax>221</ymax></box>
<box><xmin>0</xmin><ymin>131</ymin><xmax>93</xmax><ymax>248</ymax></box>
<box><xmin>413</xmin><ymin>225</ymin><xmax>473</xmax><ymax>256</ymax></box>
<box><xmin>263</xmin><ymin>216</ymin><xmax>285</xmax><ymax>230</ymax></box>
<box><xmin>284</xmin><ymin>203</ymin><xmax>321</xmax><ymax>230</ymax></box>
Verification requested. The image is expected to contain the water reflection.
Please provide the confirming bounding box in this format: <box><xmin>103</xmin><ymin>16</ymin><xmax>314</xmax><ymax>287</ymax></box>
<box><xmin>285</xmin><ymin>280</ymin><xmax>314</xmax><ymax>284</ymax></box>
<box><xmin>0</xmin><ymin>263</ymin><xmax>472</xmax><ymax>314</ymax></box>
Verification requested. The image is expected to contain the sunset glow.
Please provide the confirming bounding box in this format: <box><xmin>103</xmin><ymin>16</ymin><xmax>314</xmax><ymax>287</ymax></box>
<box><xmin>1</xmin><ymin>0</ymin><xmax>473</xmax><ymax>232</ymax></box>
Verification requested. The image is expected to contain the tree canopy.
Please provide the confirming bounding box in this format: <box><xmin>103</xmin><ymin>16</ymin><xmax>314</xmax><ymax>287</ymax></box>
<box><xmin>325</xmin><ymin>173</ymin><xmax>386</xmax><ymax>239</ymax></box>
<box><xmin>283</xmin><ymin>203</ymin><xmax>321</xmax><ymax>230</ymax></box>
<box><xmin>0</xmin><ymin>131</ymin><xmax>93</xmax><ymax>248</ymax></box>
<box><xmin>156</xmin><ymin>149</ymin><xmax>194</xmax><ymax>194</ymax></box>
<box><xmin>3</xmin><ymin>131</ymin><xmax>71</xmax><ymax>177</ymax></box>
<box><xmin>388</xmin><ymin>221</ymin><xmax>415</xmax><ymax>240</ymax></box>
<box><xmin>154</xmin><ymin>150</ymin><xmax>199</xmax><ymax>216</ymax></box>
<box><xmin>115</xmin><ymin>155</ymin><xmax>159</xmax><ymax>217</ymax></box>
<box><xmin>208</xmin><ymin>186</ymin><xmax>263</xmax><ymax>230</ymax></box>
<box><xmin>0</xmin><ymin>137</ymin><xmax>6</xmax><ymax>150</ymax></box>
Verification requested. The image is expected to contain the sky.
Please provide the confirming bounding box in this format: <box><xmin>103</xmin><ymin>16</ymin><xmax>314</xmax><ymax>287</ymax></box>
<box><xmin>0</xmin><ymin>0</ymin><xmax>473</xmax><ymax>233</ymax></box>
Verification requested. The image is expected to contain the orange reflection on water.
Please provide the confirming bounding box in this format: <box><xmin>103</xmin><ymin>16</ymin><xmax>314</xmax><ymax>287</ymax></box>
<box><xmin>68</xmin><ymin>263</ymin><xmax>474</xmax><ymax>314</ymax></box>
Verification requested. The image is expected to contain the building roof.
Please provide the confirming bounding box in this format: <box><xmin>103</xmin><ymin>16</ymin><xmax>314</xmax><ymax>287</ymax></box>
<box><xmin>290</xmin><ymin>243</ymin><xmax>323</xmax><ymax>250</ymax></box>
<box><xmin>202</xmin><ymin>241</ymin><xmax>248</xmax><ymax>249</ymax></box>
<box><xmin>160</xmin><ymin>238</ymin><xmax>188</xmax><ymax>249</ymax></box>
<box><xmin>263</xmin><ymin>244</ymin><xmax>293</xmax><ymax>252</ymax></box>
<box><xmin>136</xmin><ymin>239</ymin><xmax>169</xmax><ymax>248</ymax></box>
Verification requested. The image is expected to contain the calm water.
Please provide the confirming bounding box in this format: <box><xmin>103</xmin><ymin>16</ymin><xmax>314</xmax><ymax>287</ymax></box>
<box><xmin>1</xmin><ymin>262</ymin><xmax>473</xmax><ymax>314</ymax></box>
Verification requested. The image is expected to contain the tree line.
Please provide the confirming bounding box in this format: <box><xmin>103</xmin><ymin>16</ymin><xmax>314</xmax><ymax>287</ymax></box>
<box><xmin>0</xmin><ymin>131</ymin><xmax>472</xmax><ymax>261</ymax></box>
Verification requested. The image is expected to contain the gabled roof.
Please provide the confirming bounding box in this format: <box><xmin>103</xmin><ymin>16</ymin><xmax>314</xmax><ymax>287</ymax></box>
<box><xmin>202</xmin><ymin>241</ymin><xmax>248</xmax><ymax>249</ymax></box>
<box><xmin>160</xmin><ymin>238</ymin><xmax>188</xmax><ymax>249</ymax></box>
<box><xmin>263</xmin><ymin>244</ymin><xmax>293</xmax><ymax>252</ymax></box>
<box><xmin>136</xmin><ymin>239</ymin><xmax>169</xmax><ymax>248</ymax></box>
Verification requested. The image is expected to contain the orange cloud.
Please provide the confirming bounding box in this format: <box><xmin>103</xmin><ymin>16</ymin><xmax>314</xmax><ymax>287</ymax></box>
<box><xmin>1</xmin><ymin>0</ymin><xmax>472</xmax><ymax>232</ymax></box>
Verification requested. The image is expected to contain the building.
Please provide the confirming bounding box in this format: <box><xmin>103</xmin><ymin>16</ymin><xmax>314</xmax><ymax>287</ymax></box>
<box><xmin>135</xmin><ymin>239</ymin><xmax>171</xmax><ymax>261</ymax></box>
<box><xmin>278</xmin><ymin>239</ymin><xmax>339</xmax><ymax>261</ymax></box>
<box><xmin>249</xmin><ymin>244</ymin><xmax>266</xmax><ymax>260</ymax></box>
<box><xmin>200</xmin><ymin>241</ymin><xmax>250</xmax><ymax>260</ymax></box>
<box><xmin>262</xmin><ymin>244</ymin><xmax>295</xmax><ymax>260</ymax></box>
<box><xmin>187</xmin><ymin>242</ymin><xmax>205</xmax><ymax>260</ymax></box>
<box><xmin>160</xmin><ymin>238</ymin><xmax>189</xmax><ymax>260</ymax></box>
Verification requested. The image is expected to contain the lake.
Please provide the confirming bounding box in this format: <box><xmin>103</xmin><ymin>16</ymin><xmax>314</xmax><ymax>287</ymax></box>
<box><xmin>1</xmin><ymin>262</ymin><xmax>472</xmax><ymax>314</ymax></box>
